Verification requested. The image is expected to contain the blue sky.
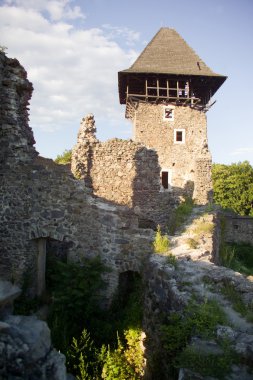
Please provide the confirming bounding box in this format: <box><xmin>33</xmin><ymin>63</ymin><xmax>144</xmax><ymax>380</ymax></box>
<box><xmin>0</xmin><ymin>0</ymin><xmax>253</xmax><ymax>164</ymax></box>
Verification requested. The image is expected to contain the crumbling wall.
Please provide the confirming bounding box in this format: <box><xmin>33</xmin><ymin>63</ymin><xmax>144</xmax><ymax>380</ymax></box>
<box><xmin>71</xmin><ymin>115</ymin><xmax>178</xmax><ymax>227</ymax></box>
<box><xmin>0</xmin><ymin>51</ymin><xmax>37</xmax><ymax>164</ymax></box>
<box><xmin>143</xmin><ymin>255</ymin><xmax>253</xmax><ymax>379</ymax></box>
<box><xmin>0</xmin><ymin>52</ymin><xmax>153</xmax><ymax>301</ymax></box>
<box><xmin>132</xmin><ymin>102</ymin><xmax>212</xmax><ymax>204</ymax></box>
<box><xmin>222</xmin><ymin>214</ymin><xmax>253</xmax><ymax>245</ymax></box>
<box><xmin>72</xmin><ymin>115</ymin><xmax>161</xmax><ymax>207</ymax></box>
<box><xmin>0</xmin><ymin>156</ymin><xmax>154</xmax><ymax>299</ymax></box>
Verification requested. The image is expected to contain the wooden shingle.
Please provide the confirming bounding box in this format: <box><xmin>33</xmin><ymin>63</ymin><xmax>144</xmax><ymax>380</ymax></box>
<box><xmin>122</xmin><ymin>28</ymin><xmax>223</xmax><ymax>77</ymax></box>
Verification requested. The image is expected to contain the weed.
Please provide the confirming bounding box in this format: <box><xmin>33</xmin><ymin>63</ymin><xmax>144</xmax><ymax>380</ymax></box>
<box><xmin>205</xmin><ymin>202</ymin><xmax>215</xmax><ymax>212</ymax></box>
<box><xmin>220</xmin><ymin>242</ymin><xmax>253</xmax><ymax>276</ymax></box>
<box><xmin>160</xmin><ymin>298</ymin><xmax>228</xmax><ymax>376</ymax></box>
<box><xmin>169</xmin><ymin>197</ymin><xmax>194</xmax><ymax>234</ymax></box>
<box><xmin>153</xmin><ymin>225</ymin><xmax>170</xmax><ymax>254</ymax></box>
<box><xmin>186</xmin><ymin>237</ymin><xmax>198</xmax><ymax>249</ymax></box>
<box><xmin>192</xmin><ymin>219</ymin><xmax>214</xmax><ymax>238</ymax></box>
<box><xmin>220</xmin><ymin>244</ymin><xmax>236</xmax><ymax>268</ymax></box>
<box><xmin>220</xmin><ymin>281</ymin><xmax>253</xmax><ymax>322</ymax></box>
<box><xmin>165</xmin><ymin>253</ymin><xmax>178</xmax><ymax>268</ymax></box>
<box><xmin>177</xmin><ymin>339</ymin><xmax>237</xmax><ymax>379</ymax></box>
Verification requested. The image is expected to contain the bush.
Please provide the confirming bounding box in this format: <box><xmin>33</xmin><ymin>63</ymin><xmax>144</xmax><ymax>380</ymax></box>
<box><xmin>161</xmin><ymin>298</ymin><xmax>228</xmax><ymax>377</ymax></box>
<box><xmin>47</xmin><ymin>256</ymin><xmax>106</xmax><ymax>353</ymax></box>
<box><xmin>55</xmin><ymin>149</ymin><xmax>72</xmax><ymax>164</ymax></box>
<box><xmin>220</xmin><ymin>242</ymin><xmax>253</xmax><ymax>276</ymax></box>
<box><xmin>212</xmin><ymin>161</ymin><xmax>253</xmax><ymax>216</ymax></box>
<box><xmin>153</xmin><ymin>225</ymin><xmax>170</xmax><ymax>254</ymax></box>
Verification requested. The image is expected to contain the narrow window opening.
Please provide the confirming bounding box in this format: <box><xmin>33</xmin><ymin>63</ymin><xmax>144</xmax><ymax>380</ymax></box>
<box><xmin>174</xmin><ymin>129</ymin><xmax>185</xmax><ymax>144</ymax></box>
<box><xmin>162</xmin><ymin>171</ymin><xmax>169</xmax><ymax>189</ymax></box>
<box><xmin>161</xmin><ymin>169</ymin><xmax>172</xmax><ymax>191</ymax></box>
<box><xmin>176</xmin><ymin>131</ymin><xmax>183</xmax><ymax>142</ymax></box>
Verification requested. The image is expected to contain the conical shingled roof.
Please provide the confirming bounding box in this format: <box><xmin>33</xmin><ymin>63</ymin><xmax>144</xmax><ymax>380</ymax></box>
<box><xmin>122</xmin><ymin>28</ymin><xmax>223</xmax><ymax>77</ymax></box>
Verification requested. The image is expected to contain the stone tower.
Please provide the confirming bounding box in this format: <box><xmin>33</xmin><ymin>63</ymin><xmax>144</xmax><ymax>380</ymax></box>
<box><xmin>118</xmin><ymin>28</ymin><xmax>226</xmax><ymax>204</ymax></box>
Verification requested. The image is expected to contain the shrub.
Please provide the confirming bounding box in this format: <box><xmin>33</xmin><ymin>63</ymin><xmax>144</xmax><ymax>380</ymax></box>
<box><xmin>153</xmin><ymin>225</ymin><xmax>170</xmax><ymax>254</ymax></box>
<box><xmin>55</xmin><ymin>149</ymin><xmax>72</xmax><ymax>164</ymax></box>
<box><xmin>161</xmin><ymin>298</ymin><xmax>228</xmax><ymax>376</ymax></box>
<box><xmin>67</xmin><ymin>328</ymin><xmax>102</xmax><ymax>380</ymax></box>
<box><xmin>102</xmin><ymin>329</ymin><xmax>144</xmax><ymax>380</ymax></box>
<box><xmin>47</xmin><ymin>256</ymin><xmax>106</xmax><ymax>353</ymax></box>
<box><xmin>221</xmin><ymin>280</ymin><xmax>253</xmax><ymax>322</ymax></box>
<box><xmin>177</xmin><ymin>341</ymin><xmax>236</xmax><ymax>378</ymax></box>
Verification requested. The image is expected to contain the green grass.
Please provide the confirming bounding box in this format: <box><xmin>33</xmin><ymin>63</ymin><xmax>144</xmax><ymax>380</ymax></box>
<box><xmin>185</xmin><ymin>237</ymin><xmax>198</xmax><ymax>249</ymax></box>
<box><xmin>160</xmin><ymin>298</ymin><xmax>229</xmax><ymax>378</ymax></box>
<box><xmin>191</xmin><ymin>218</ymin><xmax>214</xmax><ymax>238</ymax></box>
<box><xmin>220</xmin><ymin>280</ymin><xmax>253</xmax><ymax>323</ymax></box>
<box><xmin>220</xmin><ymin>242</ymin><xmax>253</xmax><ymax>276</ymax></box>
<box><xmin>169</xmin><ymin>197</ymin><xmax>194</xmax><ymax>234</ymax></box>
<box><xmin>177</xmin><ymin>340</ymin><xmax>237</xmax><ymax>379</ymax></box>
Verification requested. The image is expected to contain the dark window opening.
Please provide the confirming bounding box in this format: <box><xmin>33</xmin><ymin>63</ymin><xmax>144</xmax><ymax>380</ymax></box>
<box><xmin>233</xmin><ymin>225</ymin><xmax>239</xmax><ymax>230</ymax></box>
<box><xmin>176</xmin><ymin>131</ymin><xmax>183</xmax><ymax>142</ymax></box>
<box><xmin>161</xmin><ymin>171</ymin><xmax>168</xmax><ymax>189</ymax></box>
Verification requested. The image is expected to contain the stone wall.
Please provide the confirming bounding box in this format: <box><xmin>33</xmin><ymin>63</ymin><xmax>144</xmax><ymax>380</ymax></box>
<box><xmin>0</xmin><ymin>51</ymin><xmax>37</xmax><ymax>164</ymax></box>
<box><xmin>132</xmin><ymin>102</ymin><xmax>213</xmax><ymax>204</ymax></box>
<box><xmin>72</xmin><ymin>114</ymin><xmax>178</xmax><ymax>228</ymax></box>
<box><xmin>0</xmin><ymin>156</ymin><xmax>154</xmax><ymax>300</ymax></box>
<box><xmin>223</xmin><ymin>213</ymin><xmax>253</xmax><ymax>245</ymax></box>
<box><xmin>143</xmin><ymin>255</ymin><xmax>253</xmax><ymax>379</ymax></box>
<box><xmin>0</xmin><ymin>52</ymin><xmax>154</xmax><ymax>301</ymax></box>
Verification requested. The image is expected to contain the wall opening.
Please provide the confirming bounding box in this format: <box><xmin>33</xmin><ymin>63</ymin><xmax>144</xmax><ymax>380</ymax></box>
<box><xmin>117</xmin><ymin>271</ymin><xmax>141</xmax><ymax>306</ymax></box>
<box><xmin>174</xmin><ymin>129</ymin><xmax>185</xmax><ymax>144</ymax></box>
<box><xmin>161</xmin><ymin>169</ymin><xmax>172</xmax><ymax>191</ymax></box>
<box><xmin>36</xmin><ymin>237</ymin><xmax>70</xmax><ymax>297</ymax></box>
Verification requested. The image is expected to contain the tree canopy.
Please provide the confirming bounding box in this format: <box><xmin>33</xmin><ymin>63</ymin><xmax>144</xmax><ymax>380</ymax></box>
<box><xmin>212</xmin><ymin>161</ymin><xmax>253</xmax><ymax>216</ymax></box>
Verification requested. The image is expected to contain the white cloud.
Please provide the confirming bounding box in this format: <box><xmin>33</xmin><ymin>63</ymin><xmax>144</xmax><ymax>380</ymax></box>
<box><xmin>0</xmin><ymin>2</ymin><xmax>139</xmax><ymax>156</ymax></box>
<box><xmin>3</xmin><ymin>0</ymin><xmax>85</xmax><ymax>21</ymax></box>
<box><xmin>230</xmin><ymin>147</ymin><xmax>253</xmax><ymax>156</ymax></box>
<box><xmin>102</xmin><ymin>24</ymin><xmax>140</xmax><ymax>46</ymax></box>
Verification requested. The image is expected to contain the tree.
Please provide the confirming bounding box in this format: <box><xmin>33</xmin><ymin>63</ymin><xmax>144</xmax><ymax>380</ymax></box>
<box><xmin>212</xmin><ymin>161</ymin><xmax>253</xmax><ymax>216</ymax></box>
<box><xmin>55</xmin><ymin>149</ymin><xmax>72</xmax><ymax>164</ymax></box>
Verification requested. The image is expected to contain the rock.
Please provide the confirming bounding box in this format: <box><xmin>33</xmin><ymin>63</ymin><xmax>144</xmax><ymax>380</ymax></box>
<box><xmin>216</xmin><ymin>325</ymin><xmax>237</xmax><ymax>341</ymax></box>
<box><xmin>0</xmin><ymin>280</ymin><xmax>21</xmax><ymax>317</ymax></box>
<box><xmin>4</xmin><ymin>315</ymin><xmax>51</xmax><ymax>362</ymax></box>
<box><xmin>0</xmin><ymin>315</ymin><xmax>67</xmax><ymax>379</ymax></box>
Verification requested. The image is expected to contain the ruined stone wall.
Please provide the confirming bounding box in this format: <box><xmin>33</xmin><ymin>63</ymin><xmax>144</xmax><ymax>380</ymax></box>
<box><xmin>0</xmin><ymin>52</ymin><xmax>154</xmax><ymax>301</ymax></box>
<box><xmin>71</xmin><ymin>115</ymin><xmax>178</xmax><ymax>227</ymax></box>
<box><xmin>132</xmin><ymin>102</ymin><xmax>212</xmax><ymax>204</ymax></box>
<box><xmin>0</xmin><ymin>51</ymin><xmax>37</xmax><ymax>164</ymax></box>
<box><xmin>223</xmin><ymin>214</ymin><xmax>253</xmax><ymax>245</ymax></box>
<box><xmin>143</xmin><ymin>255</ymin><xmax>253</xmax><ymax>379</ymax></box>
<box><xmin>0</xmin><ymin>156</ymin><xmax>154</xmax><ymax>299</ymax></box>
